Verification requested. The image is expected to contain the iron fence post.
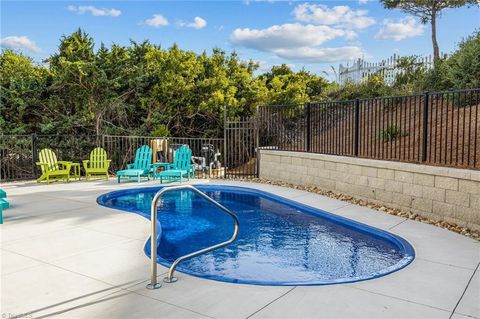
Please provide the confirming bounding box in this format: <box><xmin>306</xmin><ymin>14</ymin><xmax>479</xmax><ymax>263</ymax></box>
<box><xmin>223</xmin><ymin>105</ymin><xmax>227</xmax><ymax>178</ymax></box>
<box><xmin>255</xmin><ymin>106</ymin><xmax>260</xmax><ymax>178</ymax></box>
<box><xmin>354</xmin><ymin>98</ymin><xmax>360</xmax><ymax>156</ymax></box>
<box><xmin>31</xmin><ymin>133</ymin><xmax>37</xmax><ymax>178</ymax></box>
<box><xmin>306</xmin><ymin>103</ymin><xmax>311</xmax><ymax>152</ymax></box>
<box><xmin>422</xmin><ymin>92</ymin><xmax>429</xmax><ymax>162</ymax></box>
<box><xmin>0</xmin><ymin>136</ymin><xmax>2</xmax><ymax>182</ymax></box>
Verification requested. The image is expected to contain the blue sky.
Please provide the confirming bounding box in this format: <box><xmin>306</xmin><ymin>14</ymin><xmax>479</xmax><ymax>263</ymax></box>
<box><xmin>1</xmin><ymin>1</ymin><xmax>479</xmax><ymax>77</ymax></box>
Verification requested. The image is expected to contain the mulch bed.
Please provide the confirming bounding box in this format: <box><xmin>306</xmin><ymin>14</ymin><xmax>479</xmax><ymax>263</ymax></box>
<box><xmin>223</xmin><ymin>177</ymin><xmax>480</xmax><ymax>241</ymax></box>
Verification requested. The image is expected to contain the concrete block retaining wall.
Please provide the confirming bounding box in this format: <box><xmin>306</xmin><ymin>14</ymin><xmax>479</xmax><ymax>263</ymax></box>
<box><xmin>259</xmin><ymin>150</ymin><xmax>480</xmax><ymax>231</ymax></box>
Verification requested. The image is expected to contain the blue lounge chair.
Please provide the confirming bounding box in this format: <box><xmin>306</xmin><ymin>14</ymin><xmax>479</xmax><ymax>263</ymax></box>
<box><xmin>116</xmin><ymin>145</ymin><xmax>153</xmax><ymax>183</ymax></box>
<box><xmin>158</xmin><ymin>145</ymin><xmax>192</xmax><ymax>184</ymax></box>
<box><xmin>0</xmin><ymin>188</ymin><xmax>9</xmax><ymax>224</ymax></box>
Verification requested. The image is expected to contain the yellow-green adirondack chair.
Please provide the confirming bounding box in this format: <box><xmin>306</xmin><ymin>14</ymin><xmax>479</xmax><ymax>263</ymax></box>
<box><xmin>36</xmin><ymin>149</ymin><xmax>73</xmax><ymax>184</ymax></box>
<box><xmin>83</xmin><ymin>147</ymin><xmax>111</xmax><ymax>180</ymax></box>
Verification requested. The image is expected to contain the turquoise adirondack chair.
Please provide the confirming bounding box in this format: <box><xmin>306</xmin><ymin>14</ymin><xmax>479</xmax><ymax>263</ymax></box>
<box><xmin>0</xmin><ymin>188</ymin><xmax>9</xmax><ymax>224</ymax></box>
<box><xmin>116</xmin><ymin>145</ymin><xmax>153</xmax><ymax>183</ymax></box>
<box><xmin>158</xmin><ymin>145</ymin><xmax>192</xmax><ymax>184</ymax></box>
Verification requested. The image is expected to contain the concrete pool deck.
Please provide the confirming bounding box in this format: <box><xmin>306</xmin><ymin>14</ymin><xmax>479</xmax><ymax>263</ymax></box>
<box><xmin>1</xmin><ymin>179</ymin><xmax>479</xmax><ymax>319</ymax></box>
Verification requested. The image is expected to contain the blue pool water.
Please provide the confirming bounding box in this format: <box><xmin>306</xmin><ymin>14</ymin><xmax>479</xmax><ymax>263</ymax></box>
<box><xmin>97</xmin><ymin>185</ymin><xmax>414</xmax><ymax>285</ymax></box>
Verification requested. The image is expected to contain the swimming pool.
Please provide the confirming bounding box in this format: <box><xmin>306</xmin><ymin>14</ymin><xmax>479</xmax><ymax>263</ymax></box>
<box><xmin>97</xmin><ymin>185</ymin><xmax>414</xmax><ymax>286</ymax></box>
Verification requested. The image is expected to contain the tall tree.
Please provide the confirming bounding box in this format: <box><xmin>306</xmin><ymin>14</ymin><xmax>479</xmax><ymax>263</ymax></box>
<box><xmin>0</xmin><ymin>50</ymin><xmax>49</xmax><ymax>134</ymax></box>
<box><xmin>1</xmin><ymin>29</ymin><xmax>332</xmax><ymax>137</ymax></box>
<box><xmin>380</xmin><ymin>0</ymin><xmax>478</xmax><ymax>63</ymax></box>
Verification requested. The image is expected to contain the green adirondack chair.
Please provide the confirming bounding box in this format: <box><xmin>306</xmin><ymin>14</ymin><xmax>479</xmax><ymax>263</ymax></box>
<box><xmin>0</xmin><ymin>188</ymin><xmax>9</xmax><ymax>224</ymax></box>
<box><xmin>158</xmin><ymin>145</ymin><xmax>192</xmax><ymax>184</ymax></box>
<box><xmin>83</xmin><ymin>147</ymin><xmax>111</xmax><ymax>180</ymax></box>
<box><xmin>36</xmin><ymin>149</ymin><xmax>73</xmax><ymax>184</ymax></box>
<box><xmin>116</xmin><ymin>145</ymin><xmax>153</xmax><ymax>183</ymax></box>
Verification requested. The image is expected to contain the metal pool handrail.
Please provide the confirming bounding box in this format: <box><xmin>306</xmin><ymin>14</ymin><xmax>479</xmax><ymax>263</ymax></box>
<box><xmin>146</xmin><ymin>184</ymin><xmax>240</xmax><ymax>289</ymax></box>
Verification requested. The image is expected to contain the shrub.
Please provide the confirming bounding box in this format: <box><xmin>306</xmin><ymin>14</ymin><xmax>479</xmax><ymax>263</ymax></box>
<box><xmin>391</xmin><ymin>56</ymin><xmax>427</xmax><ymax>94</ymax></box>
<box><xmin>415</xmin><ymin>60</ymin><xmax>451</xmax><ymax>92</ymax></box>
<box><xmin>379</xmin><ymin>124</ymin><xmax>404</xmax><ymax>141</ymax></box>
<box><xmin>328</xmin><ymin>30</ymin><xmax>479</xmax><ymax>99</ymax></box>
<box><xmin>327</xmin><ymin>75</ymin><xmax>393</xmax><ymax>100</ymax></box>
<box><xmin>445</xmin><ymin>31</ymin><xmax>480</xmax><ymax>89</ymax></box>
<box><xmin>415</xmin><ymin>31</ymin><xmax>480</xmax><ymax>92</ymax></box>
<box><xmin>152</xmin><ymin>124</ymin><xmax>170</xmax><ymax>137</ymax></box>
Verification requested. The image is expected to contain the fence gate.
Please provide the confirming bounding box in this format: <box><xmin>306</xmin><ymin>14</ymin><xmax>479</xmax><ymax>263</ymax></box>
<box><xmin>224</xmin><ymin>117</ymin><xmax>258</xmax><ymax>178</ymax></box>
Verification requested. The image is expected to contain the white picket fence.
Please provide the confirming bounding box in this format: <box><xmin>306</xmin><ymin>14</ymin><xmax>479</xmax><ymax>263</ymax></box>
<box><xmin>338</xmin><ymin>54</ymin><xmax>441</xmax><ymax>85</ymax></box>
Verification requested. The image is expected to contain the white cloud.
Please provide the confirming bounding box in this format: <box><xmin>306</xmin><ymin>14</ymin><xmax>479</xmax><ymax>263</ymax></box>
<box><xmin>231</xmin><ymin>23</ymin><xmax>356</xmax><ymax>51</ymax></box>
<box><xmin>231</xmin><ymin>4</ymin><xmax>372</xmax><ymax>64</ymax></box>
<box><xmin>67</xmin><ymin>5</ymin><xmax>121</xmax><ymax>17</ymax></box>
<box><xmin>177</xmin><ymin>16</ymin><xmax>207</xmax><ymax>29</ymax></box>
<box><xmin>273</xmin><ymin>46</ymin><xmax>364</xmax><ymax>63</ymax></box>
<box><xmin>358</xmin><ymin>0</ymin><xmax>369</xmax><ymax>4</ymax></box>
<box><xmin>255</xmin><ymin>60</ymin><xmax>297</xmax><ymax>74</ymax></box>
<box><xmin>293</xmin><ymin>3</ymin><xmax>375</xmax><ymax>29</ymax></box>
<box><xmin>375</xmin><ymin>17</ymin><xmax>424</xmax><ymax>41</ymax></box>
<box><xmin>243</xmin><ymin>0</ymin><xmax>275</xmax><ymax>5</ymax></box>
<box><xmin>144</xmin><ymin>14</ymin><xmax>169</xmax><ymax>27</ymax></box>
<box><xmin>231</xmin><ymin>23</ymin><xmax>363</xmax><ymax>63</ymax></box>
<box><xmin>255</xmin><ymin>60</ymin><xmax>272</xmax><ymax>73</ymax></box>
<box><xmin>0</xmin><ymin>36</ymin><xmax>41</xmax><ymax>53</ymax></box>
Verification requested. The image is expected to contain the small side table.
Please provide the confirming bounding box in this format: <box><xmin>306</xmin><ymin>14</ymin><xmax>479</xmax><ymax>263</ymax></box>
<box><xmin>70</xmin><ymin>163</ymin><xmax>81</xmax><ymax>181</ymax></box>
<box><xmin>151</xmin><ymin>162</ymin><xmax>171</xmax><ymax>179</ymax></box>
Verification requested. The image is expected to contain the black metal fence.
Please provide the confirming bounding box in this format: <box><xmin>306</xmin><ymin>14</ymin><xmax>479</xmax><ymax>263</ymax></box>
<box><xmin>258</xmin><ymin>88</ymin><xmax>480</xmax><ymax>169</ymax></box>
<box><xmin>0</xmin><ymin>135</ymin><xmax>225</xmax><ymax>181</ymax></box>
<box><xmin>0</xmin><ymin>134</ymin><xmax>99</xmax><ymax>181</ymax></box>
<box><xmin>2</xmin><ymin>88</ymin><xmax>479</xmax><ymax>181</ymax></box>
<box><xmin>0</xmin><ymin>135</ymin><xmax>34</xmax><ymax>181</ymax></box>
<box><xmin>224</xmin><ymin>117</ymin><xmax>258</xmax><ymax>178</ymax></box>
<box><xmin>102</xmin><ymin>135</ymin><xmax>224</xmax><ymax>175</ymax></box>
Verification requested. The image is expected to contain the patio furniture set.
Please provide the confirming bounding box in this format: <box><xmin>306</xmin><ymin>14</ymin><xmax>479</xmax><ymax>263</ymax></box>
<box><xmin>0</xmin><ymin>143</ymin><xmax>204</xmax><ymax>223</ymax></box>
<box><xmin>34</xmin><ymin>144</ymin><xmax>193</xmax><ymax>185</ymax></box>
<box><xmin>116</xmin><ymin>144</ymin><xmax>193</xmax><ymax>184</ymax></box>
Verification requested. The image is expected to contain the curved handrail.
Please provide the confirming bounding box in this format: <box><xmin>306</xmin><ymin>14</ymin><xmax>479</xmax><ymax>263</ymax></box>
<box><xmin>146</xmin><ymin>184</ymin><xmax>240</xmax><ymax>289</ymax></box>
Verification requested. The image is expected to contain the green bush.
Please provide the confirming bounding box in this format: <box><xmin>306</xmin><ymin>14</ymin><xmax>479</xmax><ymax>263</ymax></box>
<box><xmin>328</xmin><ymin>30</ymin><xmax>479</xmax><ymax>99</ymax></box>
<box><xmin>445</xmin><ymin>31</ymin><xmax>480</xmax><ymax>89</ymax></box>
<box><xmin>414</xmin><ymin>31</ymin><xmax>479</xmax><ymax>92</ymax></box>
<box><xmin>152</xmin><ymin>124</ymin><xmax>170</xmax><ymax>137</ymax></box>
<box><xmin>1</xmin><ymin>31</ymin><xmax>333</xmax><ymax>137</ymax></box>
<box><xmin>327</xmin><ymin>75</ymin><xmax>393</xmax><ymax>100</ymax></box>
<box><xmin>414</xmin><ymin>60</ymin><xmax>451</xmax><ymax>92</ymax></box>
<box><xmin>391</xmin><ymin>56</ymin><xmax>427</xmax><ymax>94</ymax></box>
<box><xmin>379</xmin><ymin>124</ymin><xmax>404</xmax><ymax>141</ymax></box>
